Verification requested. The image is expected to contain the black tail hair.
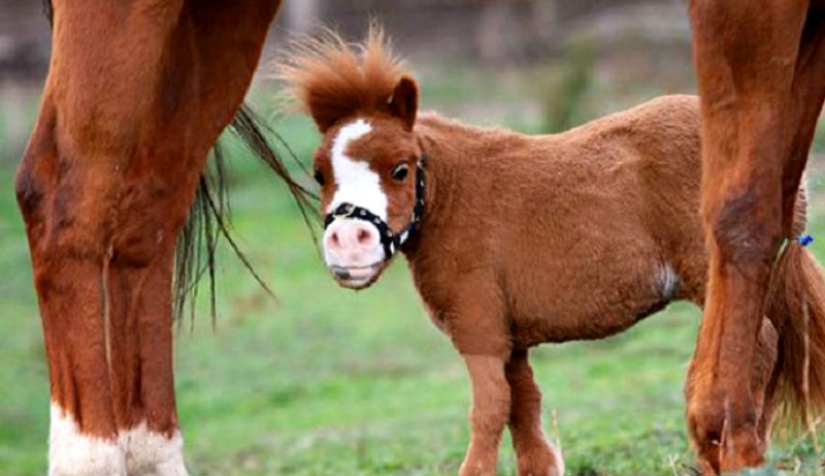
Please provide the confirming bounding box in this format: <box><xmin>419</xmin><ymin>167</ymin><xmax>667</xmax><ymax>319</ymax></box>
<box><xmin>173</xmin><ymin>103</ymin><xmax>319</xmax><ymax>325</ymax></box>
<box><xmin>42</xmin><ymin>0</ymin><xmax>53</xmax><ymax>27</ymax></box>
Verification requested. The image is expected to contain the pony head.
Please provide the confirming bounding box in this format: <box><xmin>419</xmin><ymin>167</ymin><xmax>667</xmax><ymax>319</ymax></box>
<box><xmin>279</xmin><ymin>27</ymin><xmax>422</xmax><ymax>289</ymax></box>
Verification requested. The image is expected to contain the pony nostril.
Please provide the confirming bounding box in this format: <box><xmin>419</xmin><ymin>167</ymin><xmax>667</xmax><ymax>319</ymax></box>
<box><xmin>330</xmin><ymin>231</ymin><xmax>341</xmax><ymax>248</ymax></box>
<box><xmin>357</xmin><ymin>228</ymin><xmax>371</xmax><ymax>245</ymax></box>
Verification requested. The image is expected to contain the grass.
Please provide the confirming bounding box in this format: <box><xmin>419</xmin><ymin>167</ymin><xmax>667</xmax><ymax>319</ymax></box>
<box><xmin>2</xmin><ymin>79</ymin><xmax>825</xmax><ymax>476</ymax></box>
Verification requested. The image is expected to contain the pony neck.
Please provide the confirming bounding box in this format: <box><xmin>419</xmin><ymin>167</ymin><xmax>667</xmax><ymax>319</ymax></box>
<box><xmin>403</xmin><ymin>112</ymin><xmax>516</xmax><ymax>254</ymax></box>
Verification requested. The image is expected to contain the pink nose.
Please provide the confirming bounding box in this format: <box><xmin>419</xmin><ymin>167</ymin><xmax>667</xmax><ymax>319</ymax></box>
<box><xmin>325</xmin><ymin>220</ymin><xmax>380</xmax><ymax>255</ymax></box>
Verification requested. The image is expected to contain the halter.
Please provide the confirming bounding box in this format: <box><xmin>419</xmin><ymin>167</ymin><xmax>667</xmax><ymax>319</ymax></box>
<box><xmin>324</xmin><ymin>159</ymin><xmax>426</xmax><ymax>260</ymax></box>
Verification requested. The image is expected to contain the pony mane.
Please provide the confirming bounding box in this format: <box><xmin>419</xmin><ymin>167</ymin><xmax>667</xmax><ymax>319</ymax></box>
<box><xmin>277</xmin><ymin>26</ymin><xmax>408</xmax><ymax>131</ymax></box>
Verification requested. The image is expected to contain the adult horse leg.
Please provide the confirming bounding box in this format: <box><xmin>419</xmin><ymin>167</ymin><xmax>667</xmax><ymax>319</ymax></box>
<box><xmin>17</xmin><ymin>101</ymin><xmax>127</xmax><ymax>475</ymax></box>
<box><xmin>757</xmin><ymin>4</ymin><xmax>825</xmax><ymax>456</ymax></box>
<box><xmin>16</xmin><ymin>2</ymin><xmax>192</xmax><ymax>469</ymax></box>
<box><xmin>16</xmin><ymin>1</ymin><xmax>281</xmax><ymax>474</ymax></box>
<box><xmin>781</xmin><ymin>9</ymin><xmax>825</xmax><ymax>230</ymax></box>
<box><xmin>107</xmin><ymin>186</ymin><xmax>199</xmax><ymax>476</ymax></box>
<box><xmin>687</xmin><ymin>1</ymin><xmax>816</xmax><ymax>472</ymax></box>
<box><xmin>505</xmin><ymin>349</ymin><xmax>563</xmax><ymax>476</ymax></box>
<box><xmin>109</xmin><ymin>4</ymin><xmax>282</xmax><ymax>474</ymax></box>
<box><xmin>752</xmin><ymin>319</ymin><xmax>779</xmax><ymax>452</ymax></box>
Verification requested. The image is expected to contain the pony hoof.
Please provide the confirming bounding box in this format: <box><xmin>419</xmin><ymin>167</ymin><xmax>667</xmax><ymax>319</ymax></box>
<box><xmin>516</xmin><ymin>444</ymin><xmax>565</xmax><ymax>476</ymax></box>
<box><xmin>459</xmin><ymin>458</ymin><xmax>498</xmax><ymax>476</ymax></box>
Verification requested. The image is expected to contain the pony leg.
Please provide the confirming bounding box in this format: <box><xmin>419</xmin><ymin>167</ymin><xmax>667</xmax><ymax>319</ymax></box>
<box><xmin>460</xmin><ymin>355</ymin><xmax>511</xmax><ymax>476</ymax></box>
<box><xmin>687</xmin><ymin>1</ymin><xmax>812</xmax><ymax>473</ymax></box>
<box><xmin>505</xmin><ymin>349</ymin><xmax>564</xmax><ymax>476</ymax></box>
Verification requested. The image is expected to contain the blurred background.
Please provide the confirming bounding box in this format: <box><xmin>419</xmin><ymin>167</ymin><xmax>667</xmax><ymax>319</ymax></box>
<box><xmin>1</xmin><ymin>1</ymin><xmax>824</xmax><ymax>475</ymax></box>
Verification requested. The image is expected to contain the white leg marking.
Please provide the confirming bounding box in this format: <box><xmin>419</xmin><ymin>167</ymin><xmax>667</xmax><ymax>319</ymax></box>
<box><xmin>659</xmin><ymin>263</ymin><xmax>680</xmax><ymax>300</ymax></box>
<box><xmin>120</xmin><ymin>422</ymin><xmax>189</xmax><ymax>476</ymax></box>
<box><xmin>327</xmin><ymin>118</ymin><xmax>388</xmax><ymax>219</ymax></box>
<box><xmin>49</xmin><ymin>403</ymin><xmax>126</xmax><ymax>476</ymax></box>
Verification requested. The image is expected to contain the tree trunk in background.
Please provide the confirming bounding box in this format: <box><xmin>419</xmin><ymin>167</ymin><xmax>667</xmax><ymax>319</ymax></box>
<box><xmin>475</xmin><ymin>0</ymin><xmax>559</xmax><ymax>62</ymax></box>
<box><xmin>532</xmin><ymin>0</ymin><xmax>558</xmax><ymax>43</ymax></box>
<box><xmin>476</xmin><ymin>2</ymin><xmax>516</xmax><ymax>62</ymax></box>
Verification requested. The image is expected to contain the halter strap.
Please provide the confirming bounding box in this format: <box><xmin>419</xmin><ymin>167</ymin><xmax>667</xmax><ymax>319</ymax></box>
<box><xmin>324</xmin><ymin>159</ymin><xmax>426</xmax><ymax>260</ymax></box>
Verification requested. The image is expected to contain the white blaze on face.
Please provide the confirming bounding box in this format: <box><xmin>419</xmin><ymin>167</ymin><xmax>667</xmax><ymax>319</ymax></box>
<box><xmin>322</xmin><ymin>118</ymin><xmax>390</xmax><ymax>276</ymax></box>
<box><xmin>49</xmin><ymin>403</ymin><xmax>126</xmax><ymax>476</ymax></box>
<box><xmin>327</xmin><ymin>118</ymin><xmax>387</xmax><ymax>219</ymax></box>
<box><xmin>119</xmin><ymin>422</ymin><xmax>189</xmax><ymax>476</ymax></box>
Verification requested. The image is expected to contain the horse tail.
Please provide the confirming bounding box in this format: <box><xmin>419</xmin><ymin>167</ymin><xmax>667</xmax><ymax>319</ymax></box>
<box><xmin>765</xmin><ymin>188</ymin><xmax>825</xmax><ymax>428</ymax></box>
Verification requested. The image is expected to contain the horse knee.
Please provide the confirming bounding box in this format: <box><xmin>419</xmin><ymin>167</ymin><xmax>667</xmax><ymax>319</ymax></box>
<box><xmin>14</xmin><ymin>157</ymin><xmax>44</xmax><ymax>224</ymax></box>
<box><xmin>705</xmin><ymin>188</ymin><xmax>782</xmax><ymax>272</ymax></box>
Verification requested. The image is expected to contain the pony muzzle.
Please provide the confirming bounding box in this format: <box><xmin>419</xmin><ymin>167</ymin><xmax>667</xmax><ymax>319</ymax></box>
<box><xmin>323</xmin><ymin>218</ymin><xmax>387</xmax><ymax>288</ymax></box>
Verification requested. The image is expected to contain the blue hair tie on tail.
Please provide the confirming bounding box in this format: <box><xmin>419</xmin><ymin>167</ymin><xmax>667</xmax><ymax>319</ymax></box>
<box><xmin>798</xmin><ymin>234</ymin><xmax>814</xmax><ymax>247</ymax></box>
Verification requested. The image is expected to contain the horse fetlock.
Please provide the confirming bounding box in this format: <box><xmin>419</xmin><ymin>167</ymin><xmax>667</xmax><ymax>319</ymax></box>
<box><xmin>718</xmin><ymin>426</ymin><xmax>764</xmax><ymax>474</ymax></box>
<box><xmin>49</xmin><ymin>404</ymin><xmax>126</xmax><ymax>476</ymax></box>
<box><xmin>120</xmin><ymin>423</ymin><xmax>189</xmax><ymax>476</ymax></box>
<box><xmin>689</xmin><ymin>401</ymin><xmax>764</xmax><ymax>475</ymax></box>
<box><xmin>687</xmin><ymin>399</ymin><xmax>725</xmax><ymax>470</ymax></box>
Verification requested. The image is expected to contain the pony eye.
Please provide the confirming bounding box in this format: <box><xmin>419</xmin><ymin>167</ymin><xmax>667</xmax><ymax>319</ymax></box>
<box><xmin>314</xmin><ymin>169</ymin><xmax>325</xmax><ymax>186</ymax></box>
<box><xmin>391</xmin><ymin>163</ymin><xmax>409</xmax><ymax>182</ymax></box>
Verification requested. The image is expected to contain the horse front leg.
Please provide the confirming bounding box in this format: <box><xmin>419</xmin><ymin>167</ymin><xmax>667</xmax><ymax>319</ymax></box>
<box><xmin>687</xmin><ymin>1</ymin><xmax>809</xmax><ymax>473</ymax></box>
<box><xmin>752</xmin><ymin>319</ymin><xmax>779</xmax><ymax>452</ymax></box>
<box><xmin>107</xmin><ymin>221</ymin><xmax>191</xmax><ymax>476</ymax></box>
<box><xmin>687</xmin><ymin>123</ymin><xmax>785</xmax><ymax>475</ymax></box>
<box><xmin>505</xmin><ymin>349</ymin><xmax>564</xmax><ymax>476</ymax></box>
<box><xmin>16</xmin><ymin>101</ymin><xmax>126</xmax><ymax>476</ymax></box>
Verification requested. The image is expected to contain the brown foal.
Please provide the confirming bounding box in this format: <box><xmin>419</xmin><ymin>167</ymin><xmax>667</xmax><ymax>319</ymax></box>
<box><xmin>279</xmin><ymin>28</ymin><xmax>825</xmax><ymax>476</ymax></box>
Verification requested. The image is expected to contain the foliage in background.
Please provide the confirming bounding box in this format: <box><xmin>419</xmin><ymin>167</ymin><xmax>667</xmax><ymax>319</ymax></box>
<box><xmin>542</xmin><ymin>39</ymin><xmax>596</xmax><ymax>134</ymax></box>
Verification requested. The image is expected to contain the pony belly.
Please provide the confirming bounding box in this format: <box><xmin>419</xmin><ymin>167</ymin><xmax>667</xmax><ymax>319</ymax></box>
<box><xmin>509</xmin><ymin>295</ymin><xmax>672</xmax><ymax>347</ymax></box>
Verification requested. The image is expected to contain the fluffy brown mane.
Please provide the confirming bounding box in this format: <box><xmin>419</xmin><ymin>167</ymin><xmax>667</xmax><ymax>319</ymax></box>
<box><xmin>276</xmin><ymin>26</ymin><xmax>408</xmax><ymax>131</ymax></box>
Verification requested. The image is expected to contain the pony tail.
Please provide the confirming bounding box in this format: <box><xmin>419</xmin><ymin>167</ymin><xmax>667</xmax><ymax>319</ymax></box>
<box><xmin>765</xmin><ymin>240</ymin><xmax>825</xmax><ymax>429</ymax></box>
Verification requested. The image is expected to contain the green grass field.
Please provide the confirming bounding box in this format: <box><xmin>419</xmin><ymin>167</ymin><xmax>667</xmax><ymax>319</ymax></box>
<box><xmin>2</xmin><ymin>83</ymin><xmax>825</xmax><ymax>475</ymax></box>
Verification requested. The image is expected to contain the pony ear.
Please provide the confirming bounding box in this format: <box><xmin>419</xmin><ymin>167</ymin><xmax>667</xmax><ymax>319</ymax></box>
<box><xmin>388</xmin><ymin>76</ymin><xmax>418</xmax><ymax>131</ymax></box>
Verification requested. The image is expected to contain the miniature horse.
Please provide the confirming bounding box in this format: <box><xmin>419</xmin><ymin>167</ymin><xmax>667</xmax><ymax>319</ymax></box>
<box><xmin>688</xmin><ymin>2</ymin><xmax>825</xmax><ymax>473</ymax></box>
<box><xmin>13</xmin><ymin>2</ymin><xmax>301</xmax><ymax>475</ymax></box>
<box><xmin>279</xmin><ymin>29</ymin><xmax>825</xmax><ymax>476</ymax></box>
